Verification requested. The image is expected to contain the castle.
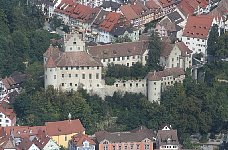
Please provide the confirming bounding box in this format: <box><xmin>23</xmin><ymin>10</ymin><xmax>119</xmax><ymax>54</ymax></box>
<box><xmin>44</xmin><ymin>32</ymin><xmax>190</xmax><ymax>103</ymax></box>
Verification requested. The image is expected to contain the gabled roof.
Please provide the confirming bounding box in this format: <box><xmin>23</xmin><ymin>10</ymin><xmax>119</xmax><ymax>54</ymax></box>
<box><xmin>17</xmin><ymin>138</ymin><xmax>35</xmax><ymax>150</ymax></box>
<box><xmin>45</xmin><ymin>57</ymin><xmax>56</xmax><ymax>68</ymax></box>
<box><xmin>157</xmin><ymin>128</ymin><xmax>179</xmax><ymax>146</ymax></box>
<box><xmin>32</xmin><ymin>130</ymin><xmax>51</xmax><ymax>149</ymax></box>
<box><xmin>71</xmin><ymin>133</ymin><xmax>95</xmax><ymax>147</ymax></box>
<box><xmin>160</xmin><ymin>41</ymin><xmax>192</xmax><ymax>57</ymax></box>
<box><xmin>120</xmin><ymin>4</ymin><xmax>139</xmax><ymax>20</ymax></box>
<box><xmin>0</xmin><ymin>104</ymin><xmax>16</xmax><ymax>120</ymax></box>
<box><xmin>88</xmin><ymin>41</ymin><xmax>149</xmax><ymax>59</ymax></box>
<box><xmin>99</xmin><ymin>12</ymin><xmax>123</xmax><ymax>32</ymax></box>
<box><xmin>183</xmin><ymin>15</ymin><xmax>213</xmax><ymax>39</ymax></box>
<box><xmin>56</xmin><ymin>51</ymin><xmax>103</xmax><ymax>67</ymax></box>
<box><xmin>145</xmin><ymin>0</ymin><xmax>160</xmax><ymax>10</ymax></box>
<box><xmin>177</xmin><ymin>0</ymin><xmax>208</xmax><ymax>16</ymax></box>
<box><xmin>158</xmin><ymin>0</ymin><xmax>176</xmax><ymax>8</ymax></box>
<box><xmin>95</xmin><ymin>126</ymin><xmax>155</xmax><ymax>143</ymax></box>
<box><xmin>147</xmin><ymin>67</ymin><xmax>185</xmax><ymax>81</ymax></box>
<box><xmin>45</xmin><ymin>119</ymin><xmax>85</xmax><ymax>136</ymax></box>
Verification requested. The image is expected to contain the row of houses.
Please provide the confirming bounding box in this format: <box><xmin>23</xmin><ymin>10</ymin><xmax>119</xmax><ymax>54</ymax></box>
<box><xmin>0</xmin><ymin>115</ymin><xmax>184</xmax><ymax>150</ymax></box>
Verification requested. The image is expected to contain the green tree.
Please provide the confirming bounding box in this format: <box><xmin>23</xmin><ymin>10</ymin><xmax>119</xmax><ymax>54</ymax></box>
<box><xmin>146</xmin><ymin>31</ymin><xmax>162</xmax><ymax>71</ymax></box>
<box><xmin>207</xmin><ymin>24</ymin><xmax>219</xmax><ymax>56</ymax></box>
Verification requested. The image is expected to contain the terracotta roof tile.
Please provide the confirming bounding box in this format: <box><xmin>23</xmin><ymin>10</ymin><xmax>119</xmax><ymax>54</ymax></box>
<box><xmin>71</xmin><ymin>133</ymin><xmax>95</xmax><ymax>147</ymax></box>
<box><xmin>0</xmin><ymin>105</ymin><xmax>16</xmax><ymax>121</ymax></box>
<box><xmin>157</xmin><ymin>129</ymin><xmax>179</xmax><ymax>146</ymax></box>
<box><xmin>88</xmin><ymin>41</ymin><xmax>149</xmax><ymax>59</ymax></box>
<box><xmin>146</xmin><ymin>0</ymin><xmax>161</xmax><ymax>10</ymax></box>
<box><xmin>183</xmin><ymin>15</ymin><xmax>213</xmax><ymax>39</ymax></box>
<box><xmin>45</xmin><ymin>119</ymin><xmax>85</xmax><ymax>136</ymax></box>
<box><xmin>120</xmin><ymin>4</ymin><xmax>139</xmax><ymax>20</ymax></box>
<box><xmin>99</xmin><ymin>12</ymin><xmax>122</xmax><ymax>32</ymax></box>
<box><xmin>45</xmin><ymin>56</ymin><xmax>56</xmax><ymax>68</ymax></box>
<box><xmin>147</xmin><ymin>68</ymin><xmax>185</xmax><ymax>81</ymax></box>
<box><xmin>32</xmin><ymin>130</ymin><xmax>51</xmax><ymax>149</ymax></box>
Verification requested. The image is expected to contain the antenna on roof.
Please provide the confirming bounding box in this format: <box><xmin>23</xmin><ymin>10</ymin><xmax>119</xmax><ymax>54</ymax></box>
<box><xmin>68</xmin><ymin>113</ymin><xmax>72</xmax><ymax>122</ymax></box>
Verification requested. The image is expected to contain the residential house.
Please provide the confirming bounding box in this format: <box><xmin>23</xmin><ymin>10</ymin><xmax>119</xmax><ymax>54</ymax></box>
<box><xmin>44</xmin><ymin>32</ymin><xmax>103</xmax><ymax>91</ymax></box>
<box><xmin>68</xmin><ymin>133</ymin><xmax>96</xmax><ymax>150</ymax></box>
<box><xmin>32</xmin><ymin>130</ymin><xmax>60</xmax><ymax>150</ymax></box>
<box><xmin>48</xmin><ymin>0</ymin><xmax>62</xmax><ymax>18</ymax></box>
<box><xmin>87</xmin><ymin>40</ymin><xmax>149</xmax><ymax>67</ymax></box>
<box><xmin>95</xmin><ymin>126</ymin><xmax>156</xmax><ymax>150</ymax></box>
<box><xmin>155</xmin><ymin>11</ymin><xmax>185</xmax><ymax>40</ymax></box>
<box><xmin>160</xmin><ymin>41</ymin><xmax>192</xmax><ymax>70</ymax></box>
<box><xmin>156</xmin><ymin>125</ymin><xmax>179</xmax><ymax>150</ymax></box>
<box><xmin>0</xmin><ymin>104</ymin><xmax>16</xmax><ymax>127</ymax></box>
<box><xmin>156</xmin><ymin>0</ymin><xmax>178</xmax><ymax>16</ymax></box>
<box><xmin>45</xmin><ymin>119</ymin><xmax>85</xmax><ymax>148</ymax></box>
<box><xmin>182</xmin><ymin>15</ymin><xmax>213</xmax><ymax>61</ymax></box>
<box><xmin>0</xmin><ymin>72</ymin><xmax>27</xmax><ymax>101</ymax></box>
<box><xmin>100</xmin><ymin>1</ymin><xmax>121</xmax><ymax>12</ymax></box>
<box><xmin>18</xmin><ymin>138</ymin><xmax>40</xmax><ymax>150</ymax></box>
<box><xmin>147</xmin><ymin>67</ymin><xmax>185</xmax><ymax>103</ymax></box>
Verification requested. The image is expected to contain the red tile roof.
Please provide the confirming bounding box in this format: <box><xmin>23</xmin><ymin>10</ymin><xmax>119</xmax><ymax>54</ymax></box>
<box><xmin>177</xmin><ymin>0</ymin><xmax>208</xmax><ymax>16</ymax></box>
<box><xmin>0</xmin><ymin>105</ymin><xmax>16</xmax><ymax>121</ymax></box>
<box><xmin>45</xmin><ymin>56</ymin><xmax>56</xmax><ymax>68</ymax></box>
<box><xmin>99</xmin><ymin>12</ymin><xmax>122</xmax><ymax>32</ymax></box>
<box><xmin>147</xmin><ymin>67</ymin><xmax>185</xmax><ymax>81</ymax></box>
<box><xmin>70</xmin><ymin>4</ymin><xmax>94</xmax><ymax>23</ymax></box>
<box><xmin>32</xmin><ymin>130</ymin><xmax>51</xmax><ymax>149</ymax></box>
<box><xmin>146</xmin><ymin>0</ymin><xmax>161</xmax><ymax>10</ymax></box>
<box><xmin>45</xmin><ymin>119</ymin><xmax>85</xmax><ymax>136</ymax></box>
<box><xmin>183</xmin><ymin>15</ymin><xmax>213</xmax><ymax>39</ymax></box>
<box><xmin>158</xmin><ymin>0</ymin><xmax>176</xmax><ymax>8</ymax></box>
<box><xmin>71</xmin><ymin>133</ymin><xmax>95</xmax><ymax>147</ymax></box>
<box><xmin>120</xmin><ymin>4</ymin><xmax>139</xmax><ymax>21</ymax></box>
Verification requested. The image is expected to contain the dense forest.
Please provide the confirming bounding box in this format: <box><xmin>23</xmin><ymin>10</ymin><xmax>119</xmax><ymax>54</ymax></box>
<box><xmin>1</xmin><ymin>0</ymin><xmax>228</xmax><ymax>149</ymax></box>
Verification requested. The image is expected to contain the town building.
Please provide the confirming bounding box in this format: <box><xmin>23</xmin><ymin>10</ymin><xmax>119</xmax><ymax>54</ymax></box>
<box><xmin>0</xmin><ymin>104</ymin><xmax>16</xmax><ymax>127</ymax></box>
<box><xmin>44</xmin><ymin>32</ymin><xmax>104</xmax><ymax>91</ymax></box>
<box><xmin>147</xmin><ymin>67</ymin><xmax>185</xmax><ymax>103</ymax></box>
<box><xmin>182</xmin><ymin>15</ymin><xmax>213</xmax><ymax>61</ymax></box>
<box><xmin>32</xmin><ymin>130</ymin><xmax>60</xmax><ymax>150</ymax></box>
<box><xmin>155</xmin><ymin>11</ymin><xmax>185</xmax><ymax>40</ymax></box>
<box><xmin>45</xmin><ymin>119</ymin><xmax>85</xmax><ymax>148</ymax></box>
<box><xmin>160</xmin><ymin>41</ymin><xmax>192</xmax><ymax>70</ymax></box>
<box><xmin>87</xmin><ymin>40</ymin><xmax>149</xmax><ymax>67</ymax></box>
<box><xmin>68</xmin><ymin>133</ymin><xmax>96</xmax><ymax>150</ymax></box>
<box><xmin>95</xmin><ymin>126</ymin><xmax>156</xmax><ymax>150</ymax></box>
<box><xmin>18</xmin><ymin>138</ymin><xmax>40</xmax><ymax>150</ymax></box>
<box><xmin>0</xmin><ymin>72</ymin><xmax>27</xmax><ymax>101</ymax></box>
<box><xmin>156</xmin><ymin>125</ymin><xmax>179</xmax><ymax>150</ymax></box>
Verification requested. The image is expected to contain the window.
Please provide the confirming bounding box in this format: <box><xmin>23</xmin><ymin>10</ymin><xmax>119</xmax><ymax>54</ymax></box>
<box><xmin>82</xmin><ymin>74</ymin><xmax>85</xmax><ymax>79</ymax></box>
<box><xmin>104</xmin><ymin>145</ymin><xmax>108</xmax><ymax>150</ymax></box>
<box><xmin>103</xmin><ymin>59</ymin><xmax>106</xmax><ymax>62</ymax></box>
<box><xmin>123</xmin><ymin>83</ymin><xmax>126</xmax><ymax>87</ymax></box>
<box><xmin>76</xmin><ymin>67</ymin><xmax>79</xmax><ymax>70</ymax></box>
<box><xmin>119</xmin><ymin>146</ymin><xmax>121</xmax><ymax>150</ymax></box>
<box><xmin>0</xmin><ymin>115</ymin><xmax>2</xmax><ymax>118</ymax></box>
<box><xmin>116</xmin><ymin>84</ymin><xmax>118</xmax><ymax>87</ymax></box>
<box><xmin>125</xmin><ymin>145</ymin><xmax>127</xmax><ymax>150</ymax></box>
<box><xmin>154</xmin><ymin>82</ymin><xmax>156</xmax><ymax>85</ymax></box>
<box><xmin>144</xmin><ymin>144</ymin><xmax>149</xmax><ymax>150</ymax></box>
<box><xmin>113</xmin><ymin>146</ymin><xmax>116</xmax><ymax>150</ymax></box>
<box><xmin>96</xmin><ymin>73</ymin><xmax>99</xmax><ymax>79</ymax></box>
<box><xmin>130</xmin><ymin>144</ymin><xmax>134</xmax><ymax>150</ymax></box>
<box><xmin>133</xmin><ymin>56</ymin><xmax>135</xmax><ymax>59</ymax></box>
<box><xmin>113</xmin><ymin>58</ymin><xmax>115</xmax><ymax>61</ymax></box>
<box><xmin>71</xmin><ymin>67</ymin><xmax>73</xmax><ymax>70</ymax></box>
<box><xmin>75</xmin><ymin>74</ymin><xmax>78</xmax><ymax>77</ymax></box>
<box><xmin>81</xmin><ymin>67</ymin><xmax>84</xmax><ymax>70</ymax></box>
<box><xmin>70</xmin><ymin>83</ymin><xmax>72</xmax><ymax>86</ymax></box>
<box><xmin>136</xmin><ymin>83</ymin><xmax>138</xmax><ymax>87</ymax></box>
<box><xmin>73</xmin><ymin>42</ymin><xmax>76</xmax><ymax>44</ymax></box>
<box><xmin>127</xmin><ymin>56</ymin><xmax>129</xmax><ymax>60</ymax></box>
<box><xmin>87</xmin><ymin>67</ymin><xmax>90</xmax><ymax>70</ymax></box>
<box><xmin>78</xmin><ymin>47</ymin><xmax>80</xmax><ymax>50</ymax></box>
<box><xmin>130</xmin><ymin>83</ymin><xmax>132</xmax><ymax>87</ymax></box>
<box><xmin>136</xmin><ymin>145</ymin><xmax>140</xmax><ymax>150</ymax></box>
<box><xmin>97</xmin><ymin>84</ymin><xmax>99</xmax><ymax>87</ymax></box>
<box><xmin>122</xmin><ymin>57</ymin><xmax>125</xmax><ymax>60</ymax></box>
<box><xmin>142</xmin><ymin>84</ymin><xmax>144</xmax><ymax>87</ymax></box>
<box><xmin>117</xmin><ymin>57</ymin><xmax>120</xmax><ymax>61</ymax></box>
<box><xmin>172</xmin><ymin>58</ymin><xmax>174</xmax><ymax>61</ymax></box>
<box><xmin>75</xmin><ymin>84</ymin><xmax>78</xmax><ymax>86</ymax></box>
<box><xmin>89</xmin><ymin>74</ymin><xmax>92</xmax><ymax>79</ymax></box>
<box><xmin>97</xmin><ymin>66</ymin><xmax>100</xmax><ymax>70</ymax></box>
<box><xmin>60</xmin><ymin>67</ymin><xmax>63</xmax><ymax>70</ymax></box>
<box><xmin>62</xmin><ymin>83</ymin><xmax>64</xmax><ymax>86</ymax></box>
<box><xmin>62</xmin><ymin>74</ymin><xmax>64</xmax><ymax>78</ymax></box>
<box><xmin>54</xmin><ymin>75</ymin><xmax>56</xmax><ymax>79</ymax></box>
<box><xmin>70</xmin><ymin>47</ymin><xmax>72</xmax><ymax>50</ymax></box>
<box><xmin>127</xmin><ymin>63</ymin><xmax>129</xmax><ymax>66</ymax></box>
<box><xmin>66</xmin><ymin>67</ymin><xmax>68</xmax><ymax>70</ymax></box>
<box><xmin>69</xmin><ymin>74</ymin><xmax>71</xmax><ymax>78</ymax></box>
